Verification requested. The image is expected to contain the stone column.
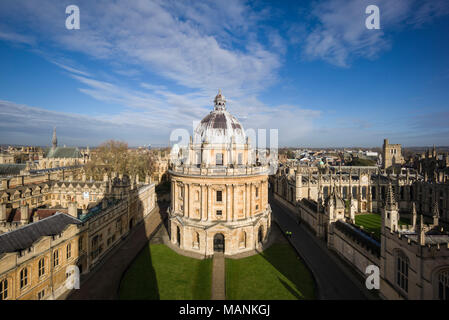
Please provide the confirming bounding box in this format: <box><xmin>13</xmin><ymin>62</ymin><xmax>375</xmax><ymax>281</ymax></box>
<box><xmin>245</xmin><ymin>183</ymin><xmax>250</xmax><ymax>218</ymax></box>
<box><xmin>207</xmin><ymin>184</ymin><xmax>211</xmax><ymax>221</ymax></box>
<box><xmin>226</xmin><ymin>184</ymin><xmax>231</xmax><ymax>221</ymax></box>
<box><xmin>201</xmin><ymin>184</ymin><xmax>206</xmax><ymax>221</ymax></box>
<box><xmin>233</xmin><ymin>184</ymin><xmax>237</xmax><ymax>221</ymax></box>
<box><xmin>186</xmin><ymin>183</ymin><xmax>190</xmax><ymax>218</ymax></box>
<box><xmin>171</xmin><ymin>181</ymin><xmax>175</xmax><ymax>213</ymax></box>
<box><xmin>249</xmin><ymin>183</ymin><xmax>253</xmax><ymax>216</ymax></box>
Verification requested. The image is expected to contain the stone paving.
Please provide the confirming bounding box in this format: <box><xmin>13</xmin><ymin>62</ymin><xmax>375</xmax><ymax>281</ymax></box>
<box><xmin>211</xmin><ymin>252</ymin><xmax>226</xmax><ymax>300</ymax></box>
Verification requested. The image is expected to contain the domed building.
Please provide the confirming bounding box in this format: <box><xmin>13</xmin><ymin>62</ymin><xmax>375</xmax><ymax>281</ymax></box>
<box><xmin>168</xmin><ymin>90</ymin><xmax>271</xmax><ymax>256</ymax></box>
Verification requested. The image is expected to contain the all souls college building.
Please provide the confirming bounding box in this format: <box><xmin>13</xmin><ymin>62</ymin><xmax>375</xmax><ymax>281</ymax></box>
<box><xmin>168</xmin><ymin>90</ymin><xmax>271</xmax><ymax>256</ymax></box>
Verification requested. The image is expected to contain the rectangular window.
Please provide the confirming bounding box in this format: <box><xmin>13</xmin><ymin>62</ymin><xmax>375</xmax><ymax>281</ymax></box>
<box><xmin>38</xmin><ymin>259</ymin><xmax>45</xmax><ymax>277</ymax></box>
<box><xmin>255</xmin><ymin>187</ymin><xmax>259</xmax><ymax>198</ymax></box>
<box><xmin>67</xmin><ymin>243</ymin><xmax>72</xmax><ymax>259</ymax></box>
<box><xmin>216</xmin><ymin>190</ymin><xmax>222</xmax><ymax>202</ymax></box>
<box><xmin>53</xmin><ymin>250</ymin><xmax>59</xmax><ymax>267</ymax></box>
<box><xmin>216</xmin><ymin>153</ymin><xmax>223</xmax><ymax>165</ymax></box>
<box><xmin>216</xmin><ymin>210</ymin><xmax>222</xmax><ymax>216</ymax></box>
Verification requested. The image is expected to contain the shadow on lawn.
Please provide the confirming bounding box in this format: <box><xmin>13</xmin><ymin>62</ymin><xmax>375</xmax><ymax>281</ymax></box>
<box><xmin>118</xmin><ymin>200</ymin><xmax>170</xmax><ymax>300</ymax></box>
<box><xmin>257</xmin><ymin>227</ymin><xmax>316</xmax><ymax>299</ymax></box>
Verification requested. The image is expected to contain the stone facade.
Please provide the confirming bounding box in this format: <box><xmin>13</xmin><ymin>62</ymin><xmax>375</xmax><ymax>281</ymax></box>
<box><xmin>273</xmin><ymin>162</ymin><xmax>449</xmax><ymax>300</ymax></box>
<box><xmin>0</xmin><ymin>179</ymin><xmax>156</xmax><ymax>300</ymax></box>
<box><xmin>168</xmin><ymin>91</ymin><xmax>271</xmax><ymax>257</ymax></box>
<box><xmin>382</xmin><ymin>138</ymin><xmax>404</xmax><ymax>170</ymax></box>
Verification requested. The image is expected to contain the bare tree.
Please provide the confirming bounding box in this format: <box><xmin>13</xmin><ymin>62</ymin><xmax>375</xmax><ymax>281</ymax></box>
<box><xmin>84</xmin><ymin>140</ymin><xmax>155</xmax><ymax>181</ymax></box>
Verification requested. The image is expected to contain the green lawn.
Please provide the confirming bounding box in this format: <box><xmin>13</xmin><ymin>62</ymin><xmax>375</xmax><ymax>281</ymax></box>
<box><xmin>355</xmin><ymin>213</ymin><xmax>409</xmax><ymax>239</ymax></box>
<box><xmin>225</xmin><ymin>243</ymin><xmax>316</xmax><ymax>300</ymax></box>
<box><xmin>119</xmin><ymin>244</ymin><xmax>212</xmax><ymax>300</ymax></box>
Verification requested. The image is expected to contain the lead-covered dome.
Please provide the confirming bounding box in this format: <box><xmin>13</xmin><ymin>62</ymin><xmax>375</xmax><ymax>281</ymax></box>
<box><xmin>193</xmin><ymin>90</ymin><xmax>246</xmax><ymax>144</ymax></box>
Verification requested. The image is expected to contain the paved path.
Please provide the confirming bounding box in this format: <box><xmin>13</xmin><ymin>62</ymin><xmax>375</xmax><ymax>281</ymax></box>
<box><xmin>211</xmin><ymin>253</ymin><xmax>226</xmax><ymax>300</ymax></box>
<box><xmin>270</xmin><ymin>196</ymin><xmax>373</xmax><ymax>300</ymax></box>
<box><xmin>66</xmin><ymin>203</ymin><xmax>168</xmax><ymax>300</ymax></box>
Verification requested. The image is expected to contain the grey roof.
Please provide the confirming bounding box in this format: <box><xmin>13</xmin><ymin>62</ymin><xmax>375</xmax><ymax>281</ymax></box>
<box><xmin>46</xmin><ymin>147</ymin><xmax>82</xmax><ymax>159</ymax></box>
<box><xmin>0</xmin><ymin>213</ymin><xmax>82</xmax><ymax>254</ymax></box>
<box><xmin>0</xmin><ymin>164</ymin><xmax>26</xmax><ymax>176</ymax></box>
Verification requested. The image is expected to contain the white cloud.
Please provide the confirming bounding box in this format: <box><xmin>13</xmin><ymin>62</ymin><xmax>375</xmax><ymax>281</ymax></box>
<box><xmin>300</xmin><ymin>0</ymin><xmax>449</xmax><ymax>67</ymax></box>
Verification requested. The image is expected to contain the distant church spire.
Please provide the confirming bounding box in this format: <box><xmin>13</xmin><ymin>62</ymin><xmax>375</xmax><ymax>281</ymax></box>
<box><xmin>214</xmin><ymin>89</ymin><xmax>226</xmax><ymax>111</ymax></box>
<box><xmin>52</xmin><ymin>127</ymin><xmax>58</xmax><ymax>149</ymax></box>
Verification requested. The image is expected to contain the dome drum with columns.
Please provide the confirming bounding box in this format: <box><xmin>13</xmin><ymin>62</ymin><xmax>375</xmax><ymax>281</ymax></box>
<box><xmin>168</xmin><ymin>90</ymin><xmax>272</xmax><ymax>257</ymax></box>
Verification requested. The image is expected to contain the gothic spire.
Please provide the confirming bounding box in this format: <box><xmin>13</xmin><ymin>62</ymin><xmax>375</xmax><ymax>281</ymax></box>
<box><xmin>52</xmin><ymin>127</ymin><xmax>58</xmax><ymax>149</ymax></box>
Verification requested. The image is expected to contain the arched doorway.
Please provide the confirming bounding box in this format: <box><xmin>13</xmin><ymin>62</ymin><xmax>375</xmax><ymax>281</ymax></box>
<box><xmin>176</xmin><ymin>226</ymin><xmax>181</xmax><ymax>247</ymax></box>
<box><xmin>213</xmin><ymin>233</ymin><xmax>225</xmax><ymax>252</ymax></box>
<box><xmin>258</xmin><ymin>226</ymin><xmax>264</xmax><ymax>244</ymax></box>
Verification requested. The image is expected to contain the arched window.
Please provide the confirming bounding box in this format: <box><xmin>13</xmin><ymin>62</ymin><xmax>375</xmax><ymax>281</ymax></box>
<box><xmin>323</xmin><ymin>186</ymin><xmax>329</xmax><ymax>198</ymax></box>
<box><xmin>38</xmin><ymin>258</ymin><xmax>45</xmax><ymax>277</ymax></box>
<box><xmin>20</xmin><ymin>268</ymin><xmax>28</xmax><ymax>289</ymax></box>
<box><xmin>352</xmin><ymin>186</ymin><xmax>358</xmax><ymax>198</ymax></box>
<box><xmin>371</xmin><ymin>186</ymin><xmax>376</xmax><ymax>200</ymax></box>
<box><xmin>437</xmin><ymin>269</ymin><xmax>449</xmax><ymax>300</ymax></box>
<box><xmin>67</xmin><ymin>243</ymin><xmax>72</xmax><ymax>259</ymax></box>
<box><xmin>395</xmin><ymin>250</ymin><xmax>409</xmax><ymax>293</ymax></box>
<box><xmin>0</xmin><ymin>279</ymin><xmax>8</xmax><ymax>300</ymax></box>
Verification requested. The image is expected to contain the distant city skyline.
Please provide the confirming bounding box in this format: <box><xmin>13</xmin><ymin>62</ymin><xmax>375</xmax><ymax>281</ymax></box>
<box><xmin>0</xmin><ymin>0</ymin><xmax>448</xmax><ymax>147</ymax></box>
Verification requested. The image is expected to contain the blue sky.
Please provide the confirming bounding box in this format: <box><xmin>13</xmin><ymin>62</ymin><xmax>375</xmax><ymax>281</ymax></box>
<box><xmin>0</xmin><ymin>0</ymin><xmax>448</xmax><ymax>148</ymax></box>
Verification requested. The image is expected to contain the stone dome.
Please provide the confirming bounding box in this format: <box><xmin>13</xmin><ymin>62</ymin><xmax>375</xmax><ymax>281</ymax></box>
<box><xmin>193</xmin><ymin>90</ymin><xmax>246</xmax><ymax>144</ymax></box>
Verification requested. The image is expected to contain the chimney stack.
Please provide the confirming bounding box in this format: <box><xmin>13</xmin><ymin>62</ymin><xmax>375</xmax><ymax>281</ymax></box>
<box><xmin>20</xmin><ymin>204</ymin><xmax>29</xmax><ymax>224</ymax></box>
<box><xmin>0</xmin><ymin>203</ymin><xmax>6</xmax><ymax>222</ymax></box>
<box><xmin>68</xmin><ymin>201</ymin><xmax>78</xmax><ymax>218</ymax></box>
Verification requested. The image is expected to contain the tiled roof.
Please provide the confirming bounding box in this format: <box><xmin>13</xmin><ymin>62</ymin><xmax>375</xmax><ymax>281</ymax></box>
<box><xmin>0</xmin><ymin>213</ymin><xmax>81</xmax><ymax>254</ymax></box>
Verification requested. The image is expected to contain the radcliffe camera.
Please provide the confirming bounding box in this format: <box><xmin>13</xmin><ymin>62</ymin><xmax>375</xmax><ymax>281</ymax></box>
<box><xmin>0</xmin><ymin>0</ymin><xmax>448</xmax><ymax>313</ymax></box>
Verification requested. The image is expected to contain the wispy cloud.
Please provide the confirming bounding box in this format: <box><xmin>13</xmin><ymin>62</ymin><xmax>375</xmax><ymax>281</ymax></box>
<box><xmin>299</xmin><ymin>0</ymin><xmax>449</xmax><ymax>67</ymax></box>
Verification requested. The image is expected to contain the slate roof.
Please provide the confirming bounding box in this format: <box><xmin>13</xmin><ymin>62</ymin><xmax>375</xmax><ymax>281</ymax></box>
<box><xmin>0</xmin><ymin>212</ymin><xmax>81</xmax><ymax>254</ymax></box>
<box><xmin>45</xmin><ymin>147</ymin><xmax>82</xmax><ymax>159</ymax></box>
<box><xmin>0</xmin><ymin>164</ymin><xmax>26</xmax><ymax>176</ymax></box>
